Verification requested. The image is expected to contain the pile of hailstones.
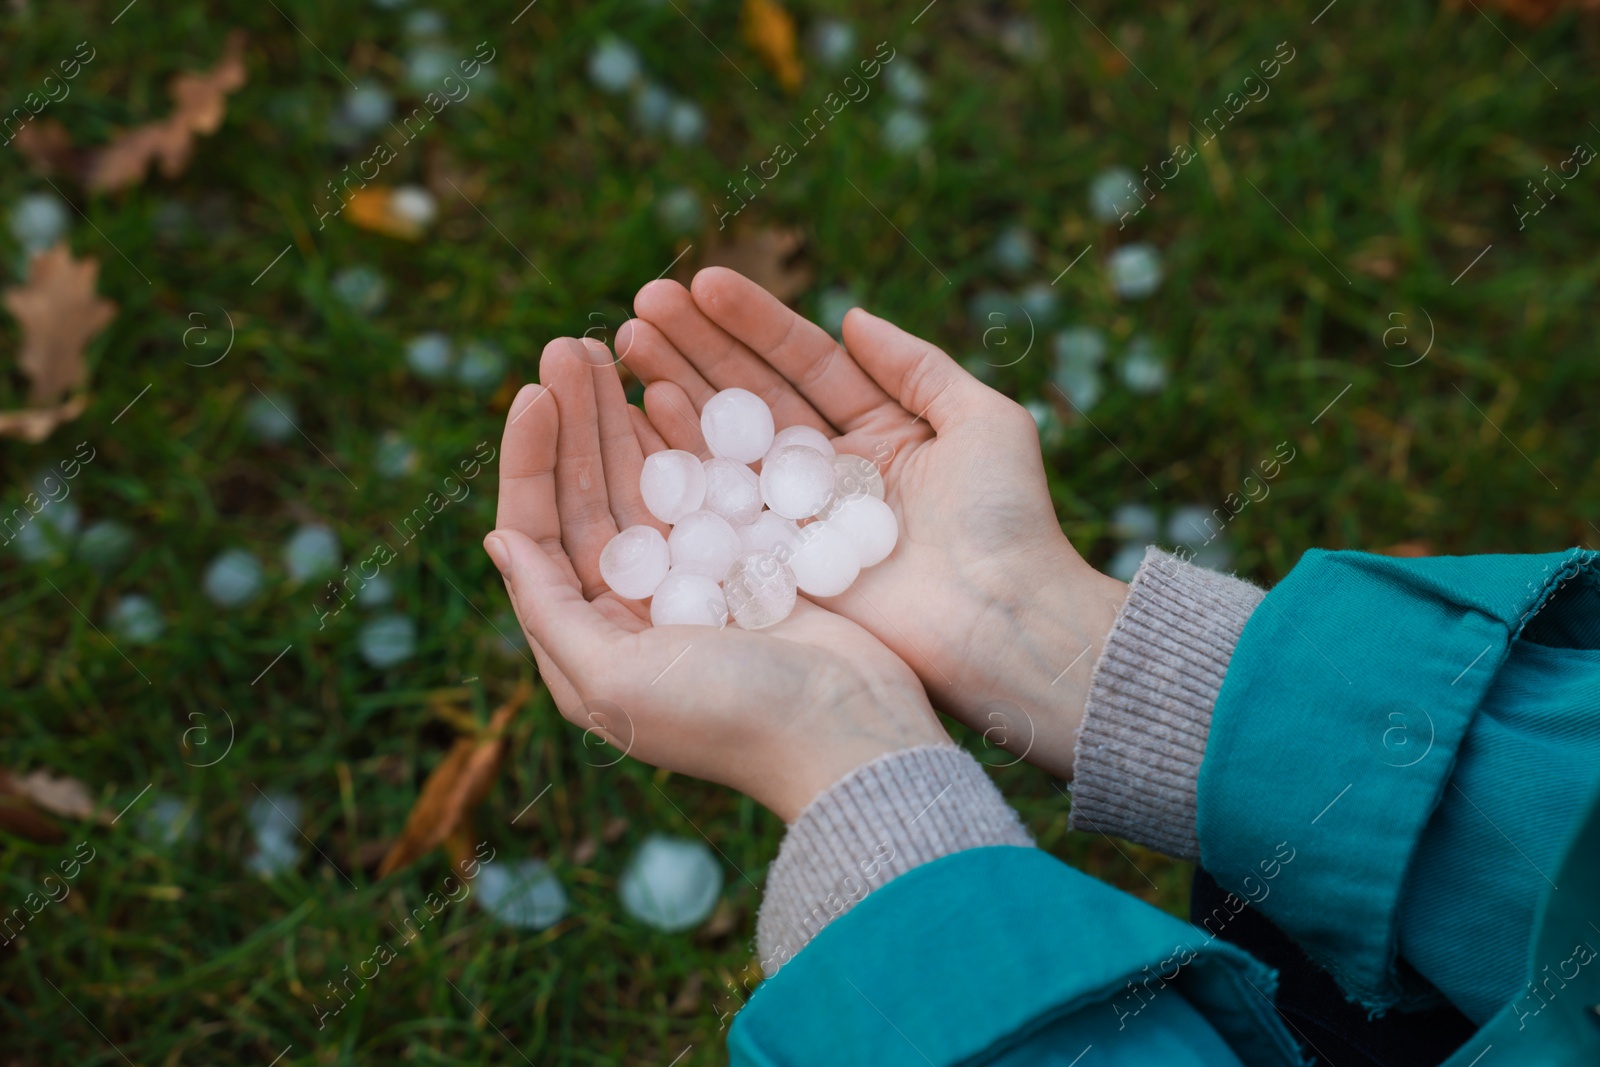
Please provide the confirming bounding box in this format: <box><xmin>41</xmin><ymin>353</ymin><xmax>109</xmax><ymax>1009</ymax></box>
<box><xmin>600</xmin><ymin>388</ymin><xmax>898</xmax><ymax>629</ymax></box>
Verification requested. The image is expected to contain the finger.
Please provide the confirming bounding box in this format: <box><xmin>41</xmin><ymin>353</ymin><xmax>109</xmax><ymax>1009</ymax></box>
<box><xmin>487</xmin><ymin>528</ymin><xmax>620</xmax><ymax>679</ymax></box>
<box><xmin>539</xmin><ymin>338</ymin><xmax>620</xmax><ymax>599</ymax></box>
<box><xmin>642</xmin><ymin>381</ymin><xmax>712</xmax><ymax>459</ymax></box>
<box><xmin>614</xmin><ymin>316</ymin><xmax>716</xmax><ymax>407</ymax></box>
<box><xmin>689</xmin><ymin>267</ymin><xmax>902</xmax><ymax>434</ymax></box>
<box><xmin>633</xmin><ymin>279</ymin><xmax>832</xmax><ymax>434</ymax></box>
<box><xmin>628</xmin><ymin>404</ymin><xmax>668</xmax><ymax>455</ymax></box>
<box><xmin>495</xmin><ymin>383</ymin><xmax>580</xmax><ymax>577</ymax></box>
<box><xmin>589</xmin><ymin>341</ymin><xmax>664</xmax><ymax>534</ymax></box>
<box><xmin>840</xmin><ymin>307</ymin><xmax>1002</xmax><ymax>433</ymax></box>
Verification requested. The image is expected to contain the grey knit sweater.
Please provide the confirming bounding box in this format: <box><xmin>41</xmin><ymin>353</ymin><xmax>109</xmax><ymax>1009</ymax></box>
<box><xmin>755</xmin><ymin>547</ymin><xmax>1267</xmax><ymax>975</ymax></box>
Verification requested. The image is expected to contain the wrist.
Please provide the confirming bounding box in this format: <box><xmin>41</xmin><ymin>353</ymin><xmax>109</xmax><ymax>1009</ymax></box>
<box><xmin>960</xmin><ymin>536</ymin><xmax>1129</xmax><ymax>781</ymax></box>
<box><xmin>754</xmin><ymin>686</ymin><xmax>951</xmax><ymax>824</ymax></box>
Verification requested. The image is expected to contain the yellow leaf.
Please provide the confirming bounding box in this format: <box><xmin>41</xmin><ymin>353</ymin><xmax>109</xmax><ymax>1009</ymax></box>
<box><xmin>344</xmin><ymin>187</ymin><xmax>427</xmax><ymax>240</ymax></box>
<box><xmin>742</xmin><ymin>0</ymin><xmax>803</xmax><ymax>92</ymax></box>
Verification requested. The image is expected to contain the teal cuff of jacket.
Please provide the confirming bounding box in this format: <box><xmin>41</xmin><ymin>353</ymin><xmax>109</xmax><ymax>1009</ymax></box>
<box><xmin>1197</xmin><ymin>547</ymin><xmax>1600</xmax><ymax>1025</ymax></box>
<box><xmin>728</xmin><ymin>845</ymin><xmax>1308</xmax><ymax>1066</ymax></box>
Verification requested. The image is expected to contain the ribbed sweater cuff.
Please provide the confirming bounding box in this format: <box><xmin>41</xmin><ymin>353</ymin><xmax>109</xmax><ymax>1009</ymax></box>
<box><xmin>755</xmin><ymin>744</ymin><xmax>1032</xmax><ymax>977</ymax></box>
<box><xmin>1068</xmin><ymin>547</ymin><xmax>1266</xmax><ymax>862</ymax></box>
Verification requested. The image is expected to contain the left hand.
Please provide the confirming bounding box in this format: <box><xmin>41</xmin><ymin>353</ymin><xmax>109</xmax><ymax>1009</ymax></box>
<box><xmin>485</xmin><ymin>337</ymin><xmax>950</xmax><ymax>822</ymax></box>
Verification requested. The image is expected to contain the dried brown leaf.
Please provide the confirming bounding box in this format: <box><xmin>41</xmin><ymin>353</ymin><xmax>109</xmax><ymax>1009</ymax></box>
<box><xmin>22</xmin><ymin>32</ymin><xmax>249</xmax><ymax>193</ymax></box>
<box><xmin>0</xmin><ymin>766</ymin><xmax>109</xmax><ymax>841</ymax></box>
<box><xmin>3</xmin><ymin>244</ymin><xmax>115</xmax><ymax>417</ymax></box>
<box><xmin>0</xmin><ymin>798</ymin><xmax>64</xmax><ymax>844</ymax></box>
<box><xmin>11</xmin><ymin>769</ymin><xmax>100</xmax><ymax>822</ymax></box>
<box><xmin>742</xmin><ymin>0</ymin><xmax>803</xmax><ymax>92</ymax></box>
<box><xmin>11</xmin><ymin>119</ymin><xmax>81</xmax><ymax>176</ymax></box>
<box><xmin>343</xmin><ymin>187</ymin><xmax>427</xmax><ymax>240</ymax></box>
<box><xmin>0</xmin><ymin>396</ymin><xmax>89</xmax><ymax>443</ymax></box>
<box><xmin>694</xmin><ymin>227</ymin><xmax>812</xmax><ymax>304</ymax></box>
<box><xmin>377</xmin><ymin>681</ymin><xmax>532</xmax><ymax>879</ymax></box>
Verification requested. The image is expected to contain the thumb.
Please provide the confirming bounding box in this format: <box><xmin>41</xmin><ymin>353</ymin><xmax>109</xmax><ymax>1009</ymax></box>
<box><xmin>485</xmin><ymin>527</ymin><xmax>616</xmax><ymax>675</ymax></box>
<box><xmin>841</xmin><ymin>307</ymin><xmax>1004</xmax><ymax>432</ymax></box>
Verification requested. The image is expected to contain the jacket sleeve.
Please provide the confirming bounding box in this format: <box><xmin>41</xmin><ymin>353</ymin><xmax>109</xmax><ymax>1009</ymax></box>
<box><xmin>1194</xmin><ymin>548</ymin><xmax>1600</xmax><ymax>1061</ymax></box>
<box><xmin>732</xmin><ymin>746</ymin><xmax>1303</xmax><ymax>1066</ymax></box>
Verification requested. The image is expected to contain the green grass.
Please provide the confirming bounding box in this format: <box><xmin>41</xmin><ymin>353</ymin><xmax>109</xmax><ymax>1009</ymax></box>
<box><xmin>3</xmin><ymin>0</ymin><xmax>1597</xmax><ymax>1062</ymax></box>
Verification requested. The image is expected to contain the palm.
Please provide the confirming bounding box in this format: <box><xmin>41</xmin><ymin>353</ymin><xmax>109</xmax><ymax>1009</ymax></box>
<box><xmin>490</xmin><ymin>337</ymin><xmax>939</xmax><ymax>819</ymax></box>
<box><xmin>618</xmin><ymin>269</ymin><xmax>1099</xmax><ymax>728</ymax></box>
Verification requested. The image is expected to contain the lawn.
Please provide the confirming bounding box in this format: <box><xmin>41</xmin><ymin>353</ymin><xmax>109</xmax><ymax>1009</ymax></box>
<box><xmin>2</xmin><ymin>0</ymin><xmax>1597</xmax><ymax>1063</ymax></box>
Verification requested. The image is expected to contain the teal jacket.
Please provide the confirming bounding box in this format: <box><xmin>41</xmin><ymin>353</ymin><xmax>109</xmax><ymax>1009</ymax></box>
<box><xmin>729</xmin><ymin>549</ymin><xmax>1600</xmax><ymax>1065</ymax></box>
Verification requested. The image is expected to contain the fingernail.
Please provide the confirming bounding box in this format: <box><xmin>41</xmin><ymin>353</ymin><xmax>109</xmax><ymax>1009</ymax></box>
<box><xmin>484</xmin><ymin>534</ymin><xmax>510</xmax><ymax>574</ymax></box>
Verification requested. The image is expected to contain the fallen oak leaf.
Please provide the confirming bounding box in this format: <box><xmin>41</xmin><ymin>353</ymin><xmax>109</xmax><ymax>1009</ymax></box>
<box><xmin>690</xmin><ymin>226</ymin><xmax>812</xmax><ymax>304</ymax></box>
<box><xmin>742</xmin><ymin>0</ymin><xmax>804</xmax><ymax>92</ymax></box>
<box><xmin>87</xmin><ymin>31</ymin><xmax>247</xmax><ymax>192</ymax></box>
<box><xmin>4</xmin><ymin>244</ymin><xmax>115</xmax><ymax>405</ymax></box>
<box><xmin>0</xmin><ymin>767</ymin><xmax>111</xmax><ymax>842</ymax></box>
<box><xmin>6</xmin><ymin>768</ymin><xmax>104</xmax><ymax>823</ymax></box>
<box><xmin>0</xmin><ymin>396</ymin><xmax>89</xmax><ymax>444</ymax></box>
<box><xmin>14</xmin><ymin>33</ymin><xmax>248</xmax><ymax>192</ymax></box>
<box><xmin>11</xmin><ymin>119</ymin><xmax>82</xmax><ymax>177</ymax></box>
<box><xmin>377</xmin><ymin>680</ymin><xmax>533</xmax><ymax>880</ymax></box>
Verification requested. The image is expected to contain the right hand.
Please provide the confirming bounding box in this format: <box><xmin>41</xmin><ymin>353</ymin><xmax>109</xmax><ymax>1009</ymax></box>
<box><xmin>617</xmin><ymin>269</ymin><xmax>1130</xmax><ymax>781</ymax></box>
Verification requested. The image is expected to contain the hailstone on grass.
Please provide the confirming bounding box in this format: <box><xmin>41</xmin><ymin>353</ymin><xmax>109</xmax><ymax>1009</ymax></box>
<box><xmin>405</xmin><ymin>45</ymin><xmax>455</xmax><ymax>89</ymax></box>
<box><xmin>885</xmin><ymin>61</ymin><xmax>928</xmax><ymax>106</ymax></box>
<box><xmin>990</xmin><ymin>224</ymin><xmax>1036</xmax><ymax>273</ymax></box>
<box><xmin>9</xmin><ymin>193</ymin><xmax>70</xmax><ymax>253</ymax></box>
<box><xmin>405</xmin><ymin>332</ymin><xmax>455</xmax><ymax>380</ymax></box>
<box><xmin>665</xmin><ymin>101</ymin><xmax>706</xmax><ymax>145</ymax></box>
<box><xmin>332</xmin><ymin>265</ymin><xmax>388</xmax><ymax>314</ymax></box>
<box><xmin>655</xmin><ymin>185</ymin><xmax>701</xmax><ymax>233</ymax></box>
<box><xmin>589</xmin><ymin>38</ymin><xmax>642</xmax><ymax>94</ymax></box>
<box><xmin>815</xmin><ymin>286</ymin><xmax>858</xmax><ymax>338</ymax></box>
<box><xmin>109</xmin><ymin>594</ymin><xmax>163</xmax><ymax>644</ymax></box>
<box><xmin>1110</xmin><ymin>503</ymin><xmax>1159</xmax><ymax>543</ymax></box>
<box><xmin>883</xmin><ymin>108</ymin><xmax>929</xmax><ymax>155</ymax></box>
<box><xmin>203</xmin><ymin>549</ymin><xmax>265</xmax><ymax>608</ymax></box>
<box><xmin>354</xmin><ymin>572</ymin><xmax>396</xmax><ymax>608</ymax></box>
<box><xmin>139</xmin><ymin>794</ymin><xmax>199</xmax><ymax>847</ymax></box>
<box><xmin>283</xmin><ymin>524</ymin><xmax>340</xmax><ymax>583</ymax></box>
<box><xmin>244</xmin><ymin>391</ymin><xmax>297</xmax><ymax>443</ymax></box>
<box><xmin>619</xmin><ymin>835</ymin><xmax>723</xmax><ymax>933</ymax></box>
<box><xmin>12</xmin><ymin>502</ymin><xmax>80</xmax><ymax>563</ymax></box>
<box><xmin>389</xmin><ymin>185</ymin><xmax>437</xmax><ymax>230</ymax></box>
<box><xmin>1109</xmin><ymin>243</ymin><xmax>1164</xmax><ymax>300</ymax></box>
<box><xmin>475</xmin><ymin>859</ymin><xmax>568</xmax><ymax>930</ymax></box>
<box><xmin>246</xmin><ymin>791</ymin><xmax>301</xmax><ymax>878</ymax></box>
<box><xmin>359</xmin><ymin>613</ymin><xmax>417</xmax><ymax>668</ymax></box>
<box><xmin>455</xmin><ymin>340</ymin><xmax>506</xmax><ymax>389</ymax></box>
<box><xmin>340</xmin><ymin>83</ymin><xmax>394</xmax><ymax>132</ymax></box>
<box><xmin>1106</xmin><ymin>543</ymin><xmax>1147</xmax><ymax>583</ymax></box>
<box><xmin>809</xmin><ymin>19</ymin><xmax>857</xmax><ymax>68</ymax></box>
<box><xmin>1120</xmin><ymin>334</ymin><xmax>1169</xmax><ymax>394</ymax></box>
<box><xmin>633</xmin><ymin>81</ymin><xmax>674</xmax><ymax>134</ymax></box>
<box><xmin>1090</xmin><ymin>166</ymin><xmax>1142</xmax><ymax>224</ymax></box>
<box><xmin>77</xmin><ymin>520</ymin><xmax>135</xmax><ymax>571</ymax></box>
